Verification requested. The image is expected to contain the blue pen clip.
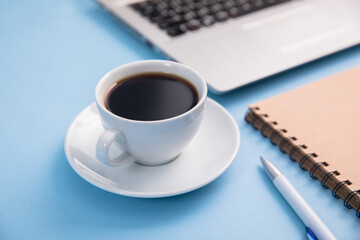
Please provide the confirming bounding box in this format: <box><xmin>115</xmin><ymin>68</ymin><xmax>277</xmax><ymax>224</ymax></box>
<box><xmin>306</xmin><ymin>227</ymin><xmax>318</xmax><ymax>240</ymax></box>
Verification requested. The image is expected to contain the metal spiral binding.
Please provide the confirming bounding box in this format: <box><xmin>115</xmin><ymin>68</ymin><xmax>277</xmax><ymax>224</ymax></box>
<box><xmin>260</xmin><ymin>121</ymin><xmax>273</xmax><ymax>137</ymax></box>
<box><xmin>309</xmin><ymin>162</ymin><xmax>328</xmax><ymax>179</ymax></box>
<box><xmin>270</xmin><ymin>128</ymin><xmax>286</xmax><ymax>145</ymax></box>
<box><xmin>299</xmin><ymin>153</ymin><xmax>316</xmax><ymax>170</ymax></box>
<box><xmin>250</xmin><ymin>113</ymin><xmax>261</xmax><ymax>128</ymax></box>
<box><xmin>279</xmin><ymin>136</ymin><xmax>296</xmax><ymax>153</ymax></box>
<box><xmin>289</xmin><ymin>145</ymin><xmax>305</xmax><ymax>162</ymax></box>
<box><xmin>247</xmin><ymin>108</ymin><xmax>360</xmax><ymax>218</ymax></box>
<box><xmin>344</xmin><ymin>190</ymin><xmax>360</xmax><ymax>209</ymax></box>
<box><xmin>320</xmin><ymin>171</ymin><xmax>340</xmax><ymax>189</ymax></box>
<box><xmin>332</xmin><ymin>180</ymin><xmax>351</xmax><ymax>199</ymax></box>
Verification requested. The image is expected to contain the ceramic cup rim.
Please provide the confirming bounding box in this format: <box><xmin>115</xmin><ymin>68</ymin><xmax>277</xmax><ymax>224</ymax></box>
<box><xmin>95</xmin><ymin>60</ymin><xmax>208</xmax><ymax>124</ymax></box>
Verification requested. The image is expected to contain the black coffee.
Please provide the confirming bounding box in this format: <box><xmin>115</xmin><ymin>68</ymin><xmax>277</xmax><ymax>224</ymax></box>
<box><xmin>104</xmin><ymin>72</ymin><xmax>199</xmax><ymax>121</ymax></box>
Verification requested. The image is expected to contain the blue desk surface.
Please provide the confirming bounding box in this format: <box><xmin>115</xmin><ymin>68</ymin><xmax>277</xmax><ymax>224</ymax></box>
<box><xmin>1</xmin><ymin>1</ymin><xmax>360</xmax><ymax>239</ymax></box>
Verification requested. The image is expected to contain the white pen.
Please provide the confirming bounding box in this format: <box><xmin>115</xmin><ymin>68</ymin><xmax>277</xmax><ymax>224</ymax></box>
<box><xmin>260</xmin><ymin>156</ymin><xmax>337</xmax><ymax>240</ymax></box>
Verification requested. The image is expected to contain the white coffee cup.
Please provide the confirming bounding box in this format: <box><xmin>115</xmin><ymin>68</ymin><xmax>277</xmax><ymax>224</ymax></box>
<box><xmin>95</xmin><ymin>60</ymin><xmax>207</xmax><ymax>167</ymax></box>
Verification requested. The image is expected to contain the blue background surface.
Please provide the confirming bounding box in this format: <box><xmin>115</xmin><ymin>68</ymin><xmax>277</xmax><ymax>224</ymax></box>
<box><xmin>1</xmin><ymin>0</ymin><xmax>360</xmax><ymax>239</ymax></box>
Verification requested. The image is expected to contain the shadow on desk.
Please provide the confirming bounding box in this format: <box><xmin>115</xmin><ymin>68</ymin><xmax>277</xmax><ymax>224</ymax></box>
<box><xmin>50</xmin><ymin>146</ymin><xmax>227</xmax><ymax>230</ymax></box>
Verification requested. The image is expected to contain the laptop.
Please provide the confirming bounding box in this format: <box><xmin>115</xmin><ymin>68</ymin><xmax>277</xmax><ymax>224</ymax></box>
<box><xmin>97</xmin><ymin>0</ymin><xmax>360</xmax><ymax>93</ymax></box>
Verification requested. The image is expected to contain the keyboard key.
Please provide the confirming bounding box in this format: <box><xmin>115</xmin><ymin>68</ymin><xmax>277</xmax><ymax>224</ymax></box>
<box><xmin>215</xmin><ymin>11</ymin><xmax>229</xmax><ymax>22</ymax></box>
<box><xmin>130</xmin><ymin>0</ymin><xmax>292</xmax><ymax>37</ymax></box>
<box><xmin>167</xmin><ymin>25</ymin><xmax>187</xmax><ymax>36</ymax></box>
<box><xmin>184</xmin><ymin>11</ymin><xmax>197</xmax><ymax>21</ymax></box>
<box><xmin>156</xmin><ymin>2</ymin><xmax>168</xmax><ymax>12</ymax></box>
<box><xmin>159</xmin><ymin>15</ymin><xmax>185</xmax><ymax>29</ymax></box>
<box><xmin>201</xmin><ymin>15</ymin><xmax>215</xmax><ymax>26</ymax></box>
<box><xmin>211</xmin><ymin>4</ymin><xmax>223</xmax><ymax>14</ymax></box>
<box><xmin>197</xmin><ymin>7</ymin><xmax>210</xmax><ymax>17</ymax></box>
<box><xmin>235</xmin><ymin>0</ymin><xmax>250</xmax><ymax>5</ymax></box>
<box><xmin>150</xmin><ymin>15</ymin><xmax>167</xmax><ymax>23</ymax></box>
<box><xmin>228</xmin><ymin>7</ymin><xmax>240</xmax><ymax>18</ymax></box>
<box><xmin>253</xmin><ymin>0</ymin><xmax>266</xmax><ymax>9</ymax></box>
<box><xmin>169</xmin><ymin>0</ymin><xmax>182</xmax><ymax>8</ymax></box>
<box><xmin>223</xmin><ymin>0</ymin><xmax>236</xmax><ymax>10</ymax></box>
<box><xmin>181</xmin><ymin>6</ymin><xmax>191</xmax><ymax>14</ymax></box>
<box><xmin>194</xmin><ymin>2</ymin><xmax>205</xmax><ymax>10</ymax></box>
<box><xmin>167</xmin><ymin>9</ymin><xmax>178</xmax><ymax>17</ymax></box>
<box><xmin>241</xmin><ymin>3</ymin><xmax>251</xmax><ymax>11</ymax></box>
<box><xmin>186</xmin><ymin>19</ymin><xmax>201</xmax><ymax>31</ymax></box>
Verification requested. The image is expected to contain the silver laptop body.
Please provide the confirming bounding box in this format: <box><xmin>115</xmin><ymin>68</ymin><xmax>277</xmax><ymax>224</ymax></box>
<box><xmin>97</xmin><ymin>0</ymin><xmax>360</xmax><ymax>93</ymax></box>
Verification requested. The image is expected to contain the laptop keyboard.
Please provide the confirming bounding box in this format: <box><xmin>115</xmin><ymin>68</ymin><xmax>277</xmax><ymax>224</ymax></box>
<box><xmin>130</xmin><ymin>0</ymin><xmax>291</xmax><ymax>37</ymax></box>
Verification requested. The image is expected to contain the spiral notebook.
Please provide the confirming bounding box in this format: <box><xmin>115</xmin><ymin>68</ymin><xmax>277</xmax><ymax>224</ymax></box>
<box><xmin>246</xmin><ymin>66</ymin><xmax>360</xmax><ymax>218</ymax></box>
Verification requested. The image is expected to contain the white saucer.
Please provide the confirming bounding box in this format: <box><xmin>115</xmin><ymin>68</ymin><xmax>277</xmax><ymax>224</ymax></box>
<box><xmin>64</xmin><ymin>98</ymin><xmax>240</xmax><ymax>198</ymax></box>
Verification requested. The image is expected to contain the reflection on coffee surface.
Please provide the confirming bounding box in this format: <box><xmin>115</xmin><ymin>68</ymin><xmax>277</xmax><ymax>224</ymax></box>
<box><xmin>104</xmin><ymin>72</ymin><xmax>199</xmax><ymax>121</ymax></box>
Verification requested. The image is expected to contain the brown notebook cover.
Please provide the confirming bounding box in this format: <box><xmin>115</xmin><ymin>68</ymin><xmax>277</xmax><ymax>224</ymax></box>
<box><xmin>246</xmin><ymin>67</ymin><xmax>360</xmax><ymax>218</ymax></box>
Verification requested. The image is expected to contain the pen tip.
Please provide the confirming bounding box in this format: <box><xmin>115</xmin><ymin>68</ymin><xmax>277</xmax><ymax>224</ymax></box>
<box><xmin>259</xmin><ymin>156</ymin><xmax>267</xmax><ymax>167</ymax></box>
<box><xmin>260</xmin><ymin>156</ymin><xmax>282</xmax><ymax>180</ymax></box>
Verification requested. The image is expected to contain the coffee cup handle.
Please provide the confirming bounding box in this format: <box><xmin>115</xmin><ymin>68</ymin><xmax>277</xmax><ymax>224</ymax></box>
<box><xmin>96</xmin><ymin>129</ymin><xmax>135</xmax><ymax>167</ymax></box>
